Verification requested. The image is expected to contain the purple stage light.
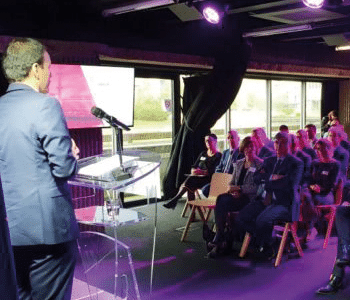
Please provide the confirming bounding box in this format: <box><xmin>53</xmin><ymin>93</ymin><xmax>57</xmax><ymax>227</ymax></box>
<box><xmin>302</xmin><ymin>0</ymin><xmax>325</xmax><ymax>8</ymax></box>
<box><xmin>202</xmin><ymin>5</ymin><xmax>221</xmax><ymax>24</ymax></box>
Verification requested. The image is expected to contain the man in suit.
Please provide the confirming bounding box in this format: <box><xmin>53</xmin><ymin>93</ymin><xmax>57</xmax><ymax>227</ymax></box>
<box><xmin>238</xmin><ymin>132</ymin><xmax>303</xmax><ymax>258</ymax></box>
<box><xmin>0</xmin><ymin>38</ymin><xmax>79</xmax><ymax>299</ymax></box>
<box><xmin>201</xmin><ymin>129</ymin><xmax>242</xmax><ymax>197</ymax></box>
<box><xmin>328</xmin><ymin>126</ymin><xmax>349</xmax><ymax>181</ymax></box>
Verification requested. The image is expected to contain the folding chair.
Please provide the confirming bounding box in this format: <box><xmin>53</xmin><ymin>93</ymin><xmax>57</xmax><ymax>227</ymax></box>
<box><xmin>180</xmin><ymin>173</ymin><xmax>232</xmax><ymax>242</ymax></box>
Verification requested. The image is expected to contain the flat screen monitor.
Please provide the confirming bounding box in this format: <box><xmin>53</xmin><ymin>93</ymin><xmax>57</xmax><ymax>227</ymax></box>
<box><xmin>48</xmin><ymin>64</ymin><xmax>135</xmax><ymax>129</ymax></box>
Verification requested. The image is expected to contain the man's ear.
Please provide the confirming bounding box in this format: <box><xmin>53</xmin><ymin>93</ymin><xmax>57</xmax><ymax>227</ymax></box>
<box><xmin>30</xmin><ymin>63</ymin><xmax>40</xmax><ymax>80</ymax></box>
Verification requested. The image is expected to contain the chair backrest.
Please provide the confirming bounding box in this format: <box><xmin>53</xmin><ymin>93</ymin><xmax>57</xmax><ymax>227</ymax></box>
<box><xmin>208</xmin><ymin>173</ymin><xmax>232</xmax><ymax>198</ymax></box>
<box><xmin>334</xmin><ymin>178</ymin><xmax>343</xmax><ymax>205</ymax></box>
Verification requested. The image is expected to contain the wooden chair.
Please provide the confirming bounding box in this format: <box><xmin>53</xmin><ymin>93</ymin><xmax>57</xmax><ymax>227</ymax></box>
<box><xmin>180</xmin><ymin>173</ymin><xmax>232</xmax><ymax>242</ymax></box>
<box><xmin>239</xmin><ymin>188</ymin><xmax>304</xmax><ymax>267</ymax></box>
<box><xmin>315</xmin><ymin>178</ymin><xmax>343</xmax><ymax>249</ymax></box>
<box><xmin>239</xmin><ymin>220</ymin><xmax>304</xmax><ymax>267</ymax></box>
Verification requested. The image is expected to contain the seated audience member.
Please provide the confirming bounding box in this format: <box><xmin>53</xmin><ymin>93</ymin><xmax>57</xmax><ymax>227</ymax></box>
<box><xmin>302</xmin><ymin>139</ymin><xmax>340</xmax><ymax>241</ymax></box>
<box><xmin>163</xmin><ymin>133</ymin><xmax>222</xmax><ymax>209</ymax></box>
<box><xmin>305</xmin><ymin>123</ymin><xmax>318</xmax><ymax>147</ymax></box>
<box><xmin>289</xmin><ymin>133</ymin><xmax>311</xmax><ymax>187</ymax></box>
<box><xmin>316</xmin><ymin>205</ymin><xmax>350</xmax><ymax>295</ymax></box>
<box><xmin>296</xmin><ymin>129</ymin><xmax>317</xmax><ymax>160</ymax></box>
<box><xmin>237</xmin><ymin>132</ymin><xmax>303</xmax><ymax>259</ymax></box>
<box><xmin>201</xmin><ymin>130</ymin><xmax>243</xmax><ymax>197</ymax></box>
<box><xmin>328</xmin><ymin>126</ymin><xmax>349</xmax><ymax>181</ymax></box>
<box><xmin>251</xmin><ymin>127</ymin><xmax>274</xmax><ymax>159</ymax></box>
<box><xmin>207</xmin><ymin>137</ymin><xmax>263</xmax><ymax>257</ymax></box>
<box><xmin>279</xmin><ymin>124</ymin><xmax>289</xmax><ymax>133</ymax></box>
<box><xmin>340</xmin><ymin>130</ymin><xmax>350</xmax><ymax>153</ymax></box>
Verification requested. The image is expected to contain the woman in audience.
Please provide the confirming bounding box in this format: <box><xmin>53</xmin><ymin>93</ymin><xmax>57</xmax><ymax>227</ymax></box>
<box><xmin>303</xmin><ymin>138</ymin><xmax>340</xmax><ymax>240</ymax></box>
<box><xmin>163</xmin><ymin>133</ymin><xmax>222</xmax><ymax>209</ymax></box>
<box><xmin>207</xmin><ymin>136</ymin><xmax>263</xmax><ymax>257</ymax></box>
<box><xmin>251</xmin><ymin>127</ymin><xmax>274</xmax><ymax>159</ymax></box>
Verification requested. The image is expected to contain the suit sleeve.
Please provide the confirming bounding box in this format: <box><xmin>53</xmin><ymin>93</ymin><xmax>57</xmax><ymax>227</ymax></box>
<box><xmin>36</xmin><ymin>97</ymin><xmax>77</xmax><ymax>179</ymax></box>
<box><xmin>265</xmin><ymin>157</ymin><xmax>303</xmax><ymax>191</ymax></box>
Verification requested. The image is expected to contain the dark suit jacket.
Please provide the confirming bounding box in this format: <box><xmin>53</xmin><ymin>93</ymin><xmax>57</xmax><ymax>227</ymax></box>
<box><xmin>255</xmin><ymin>153</ymin><xmax>303</xmax><ymax>220</ymax></box>
<box><xmin>0</xmin><ymin>83</ymin><xmax>79</xmax><ymax>246</ymax></box>
<box><xmin>215</xmin><ymin>148</ymin><xmax>242</xmax><ymax>174</ymax></box>
<box><xmin>334</xmin><ymin>145</ymin><xmax>349</xmax><ymax>181</ymax></box>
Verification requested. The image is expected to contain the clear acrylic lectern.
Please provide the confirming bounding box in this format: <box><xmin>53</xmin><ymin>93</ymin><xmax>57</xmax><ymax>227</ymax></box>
<box><xmin>69</xmin><ymin>150</ymin><xmax>161</xmax><ymax>300</ymax></box>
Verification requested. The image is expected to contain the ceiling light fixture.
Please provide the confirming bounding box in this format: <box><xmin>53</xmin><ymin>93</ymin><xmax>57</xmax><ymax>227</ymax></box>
<box><xmin>302</xmin><ymin>0</ymin><xmax>325</xmax><ymax>8</ymax></box>
<box><xmin>243</xmin><ymin>24</ymin><xmax>312</xmax><ymax>38</ymax></box>
<box><xmin>200</xmin><ymin>2</ymin><xmax>227</xmax><ymax>25</ymax></box>
<box><xmin>202</xmin><ymin>5</ymin><xmax>221</xmax><ymax>24</ymax></box>
<box><xmin>335</xmin><ymin>44</ymin><xmax>350</xmax><ymax>51</ymax></box>
<box><xmin>102</xmin><ymin>0</ymin><xmax>177</xmax><ymax>17</ymax></box>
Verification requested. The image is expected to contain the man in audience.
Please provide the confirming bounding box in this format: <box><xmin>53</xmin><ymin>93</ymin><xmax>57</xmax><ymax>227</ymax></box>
<box><xmin>201</xmin><ymin>129</ymin><xmax>242</xmax><ymax>197</ymax></box>
<box><xmin>328</xmin><ymin>126</ymin><xmax>349</xmax><ymax>181</ymax></box>
<box><xmin>316</xmin><ymin>204</ymin><xmax>350</xmax><ymax>295</ymax></box>
<box><xmin>238</xmin><ymin>132</ymin><xmax>303</xmax><ymax>259</ymax></box>
<box><xmin>279</xmin><ymin>124</ymin><xmax>289</xmax><ymax>133</ymax></box>
<box><xmin>296</xmin><ymin>129</ymin><xmax>316</xmax><ymax>160</ymax></box>
<box><xmin>305</xmin><ymin>124</ymin><xmax>318</xmax><ymax>147</ymax></box>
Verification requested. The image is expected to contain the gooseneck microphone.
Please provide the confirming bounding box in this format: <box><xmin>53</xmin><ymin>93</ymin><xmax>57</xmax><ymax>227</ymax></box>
<box><xmin>91</xmin><ymin>106</ymin><xmax>130</xmax><ymax>131</ymax></box>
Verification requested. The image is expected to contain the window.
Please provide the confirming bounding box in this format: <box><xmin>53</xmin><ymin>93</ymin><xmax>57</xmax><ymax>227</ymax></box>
<box><xmin>103</xmin><ymin>77</ymin><xmax>174</xmax><ymax>203</ymax></box>
<box><xmin>306</xmin><ymin>82</ymin><xmax>322</xmax><ymax>137</ymax></box>
<box><xmin>271</xmin><ymin>80</ymin><xmax>302</xmax><ymax>136</ymax></box>
<box><xmin>228</xmin><ymin>78</ymin><xmax>321</xmax><ymax>140</ymax></box>
<box><xmin>229</xmin><ymin>78</ymin><xmax>267</xmax><ymax>139</ymax></box>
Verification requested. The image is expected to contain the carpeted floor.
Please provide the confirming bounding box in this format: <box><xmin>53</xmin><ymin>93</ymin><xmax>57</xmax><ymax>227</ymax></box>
<box><xmin>72</xmin><ymin>199</ymin><xmax>350</xmax><ymax>300</ymax></box>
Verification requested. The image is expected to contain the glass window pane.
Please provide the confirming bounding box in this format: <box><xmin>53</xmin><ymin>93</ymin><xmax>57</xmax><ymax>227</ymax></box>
<box><xmin>271</xmin><ymin>80</ymin><xmax>301</xmax><ymax>136</ymax></box>
<box><xmin>103</xmin><ymin>77</ymin><xmax>173</xmax><ymax>203</ymax></box>
<box><xmin>306</xmin><ymin>82</ymin><xmax>322</xmax><ymax>138</ymax></box>
<box><xmin>230</xmin><ymin>78</ymin><xmax>267</xmax><ymax>140</ymax></box>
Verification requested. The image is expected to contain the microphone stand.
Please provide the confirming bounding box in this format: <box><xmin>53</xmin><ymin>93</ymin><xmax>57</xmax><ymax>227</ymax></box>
<box><xmin>109</xmin><ymin>119</ymin><xmax>130</xmax><ymax>208</ymax></box>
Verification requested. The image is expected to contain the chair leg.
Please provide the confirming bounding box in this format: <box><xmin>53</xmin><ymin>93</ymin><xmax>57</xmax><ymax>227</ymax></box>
<box><xmin>239</xmin><ymin>232</ymin><xmax>251</xmax><ymax>258</ymax></box>
<box><xmin>181</xmin><ymin>200</ymin><xmax>191</xmax><ymax>217</ymax></box>
<box><xmin>181</xmin><ymin>205</ymin><xmax>197</xmax><ymax>242</ymax></box>
<box><xmin>275</xmin><ymin>223</ymin><xmax>290</xmax><ymax>267</ymax></box>
<box><xmin>290</xmin><ymin>222</ymin><xmax>303</xmax><ymax>257</ymax></box>
<box><xmin>323</xmin><ymin>208</ymin><xmax>336</xmax><ymax>249</ymax></box>
<box><xmin>181</xmin><ymin>191</ymin><xmax>201</xmax><ymax>217</ymax></box>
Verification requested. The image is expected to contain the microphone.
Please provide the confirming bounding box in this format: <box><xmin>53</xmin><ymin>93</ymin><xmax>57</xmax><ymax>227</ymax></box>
<box><xmin>91</xmin><ymin>106</ymin><xmax>130</xmax><ymax>131</ymax></box>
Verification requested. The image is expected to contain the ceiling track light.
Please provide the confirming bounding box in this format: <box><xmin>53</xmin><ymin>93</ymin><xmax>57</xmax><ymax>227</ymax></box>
<box><xmin>102</xmin><ymin>0</ymin><xmax>177</xmax><ymax>17</ymax></box>
<box><xmin>335</xmin><ymin>44</ymin><xmax>350</xmax><ymax>51</ymax></box>
<box><xmin>302</xmin><ymin>0</ymin><xmax>345</xmax><ymax>8</ymax></box>
<box><xmin>242</xmin><ymin>24</ymin><xmax>313</xmax><ymax>38</ymax></box>
<box><xmin>201</xmin><ymin>2</ymin><xmax>227</xmax><ymax>25</ymax></box>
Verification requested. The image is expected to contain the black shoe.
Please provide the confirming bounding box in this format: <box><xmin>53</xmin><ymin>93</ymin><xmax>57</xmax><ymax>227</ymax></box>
<box><xmin>163</xmin><ymin>199</ymin><xmax>177</xmax><ymax>210</ymax></box>
<box><xmin>336</xmin><ymin>245</ymin><xmax>350</xmax><ymax>267</ymax></box>
<box><xmin>255</xmin><ymin>246</ymin><xmax>276</xmax><ymax>261</ymax></box>
<box><xmin>316</xmin><ymin>275</ymin><xmax>343</xmax><ymax>295</ymax></box>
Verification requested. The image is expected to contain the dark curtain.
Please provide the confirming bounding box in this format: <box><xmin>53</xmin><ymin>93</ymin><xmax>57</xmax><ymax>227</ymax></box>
<box><xmin>322</xmin><ymin>80</ymin><xmax>339</xmax><ymax>118</ymax></box>
<box><xmin>162</xmin><ymin>40</ymin><xmax>251</xmax><ymax>199</ymax></box>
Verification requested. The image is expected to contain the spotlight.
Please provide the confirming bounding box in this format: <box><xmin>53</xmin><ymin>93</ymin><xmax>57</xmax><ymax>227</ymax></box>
<box><xmin>202</xmin><ymin>3</ymin><xmax>225</xmax><ymax>24</ymax></box>
<box><xmin>302</xmin><ymin>0</ymin><xmax>325</xmax><ymax>8</ymax></box>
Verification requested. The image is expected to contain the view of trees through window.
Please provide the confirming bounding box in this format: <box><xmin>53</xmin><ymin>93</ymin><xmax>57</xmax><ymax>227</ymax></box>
<box><xmin>103</xmin><ymin>76</ymin><xmax>322</xmax><ymax>202</ymax></box>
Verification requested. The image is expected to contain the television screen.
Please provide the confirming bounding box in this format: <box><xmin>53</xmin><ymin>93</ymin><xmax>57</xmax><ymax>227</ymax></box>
<box><xmin>48</xmin><ymin>64</ymin><xmax>135</xmax><ymax>129</ymax></box>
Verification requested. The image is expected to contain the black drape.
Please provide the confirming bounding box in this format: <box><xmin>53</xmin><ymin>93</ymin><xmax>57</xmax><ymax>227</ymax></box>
<box><xmin>162</xmin><ymin>40</ymin><xmax>251</xmax><ymax>199</ymax></box>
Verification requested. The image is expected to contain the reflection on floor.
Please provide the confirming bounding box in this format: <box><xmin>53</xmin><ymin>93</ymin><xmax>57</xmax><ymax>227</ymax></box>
<box><xmin>72</xmin><ymin>200</ymin><xmax>350</xmax><ymax>300</ymax></box>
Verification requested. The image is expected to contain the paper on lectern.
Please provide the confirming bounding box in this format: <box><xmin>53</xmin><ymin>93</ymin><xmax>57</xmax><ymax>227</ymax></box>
<box><xmin>78</xmin><ymin>155</ymin><xmax>138</xmax><ymax>177</ymax></box>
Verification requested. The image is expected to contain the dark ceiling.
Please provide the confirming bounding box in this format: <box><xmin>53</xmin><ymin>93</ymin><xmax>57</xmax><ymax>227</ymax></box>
<box><xmin>1</xmin><ymin>0</ymin><xmax>350</xmax><ymax>57</ymax></box>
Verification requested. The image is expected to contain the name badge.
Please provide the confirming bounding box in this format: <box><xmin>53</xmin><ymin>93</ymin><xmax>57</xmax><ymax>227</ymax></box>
<box><xmin>249</xmin><ymin>167</ymin><xmax>256</xmax><ymax>173</ymax></box>
<box><xmin>200</xmin><ymin>157</ymin><xmax>206</xmax><ymax>161</ymax></box>
<box><xmin>321</xmin><ymin>170</ymin><xmax>329</xmax><ymax>176</ymax></box>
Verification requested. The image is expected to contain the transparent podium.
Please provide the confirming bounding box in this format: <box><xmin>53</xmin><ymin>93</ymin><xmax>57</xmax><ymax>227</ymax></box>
<box><xmin>70</xmin><ymin>150</ymin><xmax>161</xmax><ymax>300</ymax></box>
